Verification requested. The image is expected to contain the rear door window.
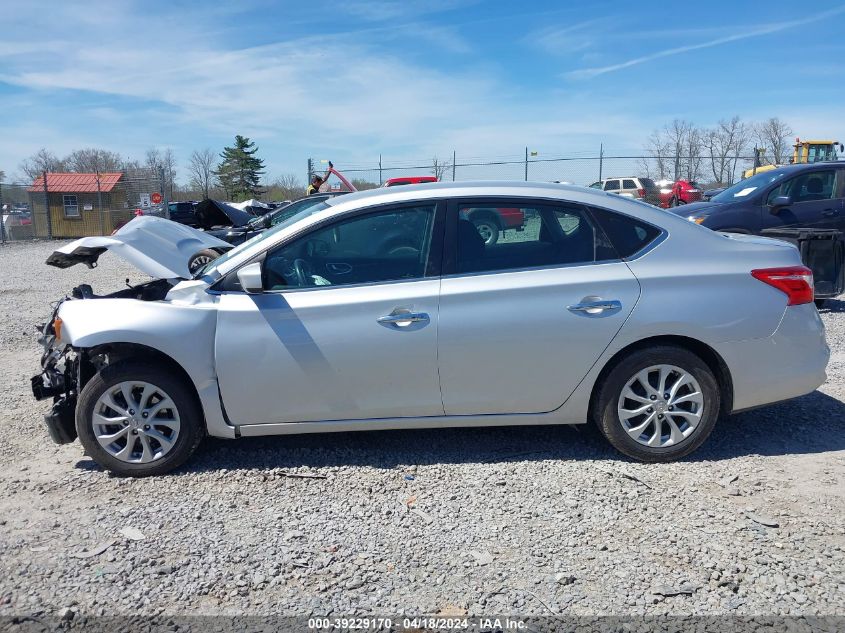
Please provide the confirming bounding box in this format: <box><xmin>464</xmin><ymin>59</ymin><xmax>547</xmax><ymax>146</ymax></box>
<box><xmin>454</xmin><ymin>202</ymin><xmax>616</xmax><ymax>274</ymax></box>
<box><xmin>588</xmin><ymin>206</ymin><xmax>662</xmax><ymax>258</ymax></box>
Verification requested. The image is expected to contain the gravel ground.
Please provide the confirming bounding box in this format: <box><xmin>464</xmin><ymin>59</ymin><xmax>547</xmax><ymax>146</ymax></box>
<box><xmin>0</xmin><ymin>239</ymin><xmax>843</xmax><ymax>619</ymax></box>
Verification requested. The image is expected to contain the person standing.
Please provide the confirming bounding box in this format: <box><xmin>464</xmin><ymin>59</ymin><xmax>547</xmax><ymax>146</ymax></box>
<box><xmin>306</xmin><ymin>161</ymin><xmax>333</xmax><ymax>195</ymax></box>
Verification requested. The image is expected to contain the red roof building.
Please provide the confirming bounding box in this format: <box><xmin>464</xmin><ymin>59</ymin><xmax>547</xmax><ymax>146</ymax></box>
<box><xmin>28</xmin><ymin>172</ymin><xmax>124</xmax><ymax>193</ymax></box>
<box><xmin>28</xmin><ymin>172</ymin><xmax>132</xmax><ymax>238</ymax></box>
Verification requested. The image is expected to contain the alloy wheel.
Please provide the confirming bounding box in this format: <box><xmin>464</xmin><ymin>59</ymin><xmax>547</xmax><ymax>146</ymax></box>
<box><xmin>616</xmin><ymin>364</ymin><xmax>704</xmax><ymax>448</ymax></box>
<box><xmin>475</xmin><ymin>223</ymin><xmax>496</xmax><ymax>244</ymax></box>
<box><xmin>189</xmin><ymin>255</ymin><xmax>215</xmax><ymax>273</ymax></box>
<box><xmin>92</xmin><ymin>381</ymin><xmax>181</xmax><ymax>464</ymax></box>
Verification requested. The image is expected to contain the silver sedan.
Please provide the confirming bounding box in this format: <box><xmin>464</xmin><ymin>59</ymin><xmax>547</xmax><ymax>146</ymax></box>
<box><xmin>33</xmin><ymin>182</ymin><xmax>830</xmax><ymax>475</ymax></box>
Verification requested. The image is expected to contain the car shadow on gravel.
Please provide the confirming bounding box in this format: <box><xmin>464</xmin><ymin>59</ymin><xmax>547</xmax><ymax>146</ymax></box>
<box><xmin>167</xmin><ymin>390</ymin><xmax>845</xmax><ymax>473</ymax></box>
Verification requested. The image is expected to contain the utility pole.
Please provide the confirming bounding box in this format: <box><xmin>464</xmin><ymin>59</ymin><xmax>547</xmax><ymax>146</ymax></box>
<box><xmin>598</xmin><ymin>143</ymin><xmax>604</xmax><ymax>181</ymax></box>
<box><xmin>379</xmin><ymin>154</ymin><xmax>382</xmax><ymax>185</ymax></box>
<box><xmin>307</xmin><ymin>158</ymin><xmax>314</xmax><ymax>185</ymax></box>
<box><xmin>524</xmin><ymin>146</ymin><xmax>528</xmax><ymax>181</ymax></box>
<box><xmin>452</xmin><ymin>150</ymin><xmax>456</xmax><ymax>181</ymax></box>
<box><xmin>160</xmin><ymin>166</ymin><xmax>170</xmax><ymax>220</ymax></box>
<box><xmin>96</xmin><ymin>169</ymin><xmax>104</xmax><ymax>235</ymax></box>
<box><xmin>0</xmin><ymin>182</ymin><xmax>5</xmax><ymax>243</ymax></box>
<box><xmin>43</xmin><ymin>170</ymin><xmax>52</xmax><ymax>239</ymax></box>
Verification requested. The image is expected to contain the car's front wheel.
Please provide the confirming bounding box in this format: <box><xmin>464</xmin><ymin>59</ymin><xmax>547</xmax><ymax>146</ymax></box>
<box><xmin>593</xmin><ymin>346</ymin><xmax>720</xmax><ymax>462</ymax></box>
<box><xmin>76</xmin><ymin>361</ymin><xmax>203</xmax><ymax>476</ymax></box>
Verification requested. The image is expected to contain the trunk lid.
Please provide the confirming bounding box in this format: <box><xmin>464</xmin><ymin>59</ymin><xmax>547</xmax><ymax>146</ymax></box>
<box><xmin>46</xmin><ymin>216</ymin><xmax>231</xmax><ymax>279</ymax></box>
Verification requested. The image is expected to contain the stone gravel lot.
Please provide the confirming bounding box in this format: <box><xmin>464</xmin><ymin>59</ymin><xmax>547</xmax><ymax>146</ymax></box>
<box><xmin>0</xmin><ymin>239</ymin><xmax>843</xmax><ymax>619</ymax></box>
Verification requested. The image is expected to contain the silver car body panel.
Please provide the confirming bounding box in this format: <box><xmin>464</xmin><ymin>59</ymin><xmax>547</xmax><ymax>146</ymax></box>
<box><xmin>49</xmin><ymin>181</ymin><xmax>829</xmax><ymax>440</ymax></box>
<box><xmin>214</xmin><ymin>279</ymin><xmax>443</xmax><ymax>425</ymax></box>
<box><xmin>56</xmin><ymin>294</ymin><xmax>236</xmax><ymax>439</ymax></box>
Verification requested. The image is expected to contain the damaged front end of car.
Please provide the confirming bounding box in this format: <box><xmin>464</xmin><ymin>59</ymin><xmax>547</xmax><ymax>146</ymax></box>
<box><xmin>31</xmin><ymin>279</ymin><xmax>175</xmax><ymax>445</ymax></box>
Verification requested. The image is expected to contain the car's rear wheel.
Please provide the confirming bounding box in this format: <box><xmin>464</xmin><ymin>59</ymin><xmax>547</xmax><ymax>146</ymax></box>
<box><xmin>593</xmin><ymin>346</ymin><xmax>720</xmax><ymax>462</ymax></box>
<box><xmin>76</xmin><ymin>361</ymin><xmax>203</xmax><ymax>476</ymax></box>
<box><xmin>472</xmin><ymin>218</ymin><xmax>499</xmax><ymax>245</ymax></box>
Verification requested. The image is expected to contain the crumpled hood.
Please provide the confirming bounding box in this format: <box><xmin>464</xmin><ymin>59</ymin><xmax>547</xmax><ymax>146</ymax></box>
<box><xmin>193</xmin><ymin>199</ymin><xmax>254</xmax><ymax>228</ymax></box>
<box><xmin>46</xmin><ymin>215</ymin><xmax>231</xmax><ymax>279</ymax></box>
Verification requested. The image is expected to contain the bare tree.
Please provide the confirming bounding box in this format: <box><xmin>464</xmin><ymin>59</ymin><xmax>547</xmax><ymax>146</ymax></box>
<box><xmin>266</xmin><ymin>173</ymin><xmax>305</xmax><ymax>201</ymax></box>
<box><xmin>64</xmin><ymin>148</ymin><xmax>124</xmax><ymax>172</ymax></box>
<box><xmin>431</xmin><ymin>156</ymin><xmax>452</xmax><ymax>181</ymax></box>
<box><xmin>705</xmin><ymin>117</ymin><xmax>751</xmax><ymax>185</ymax></box>
<box><xmin>19</xmin><ymin>149</ymin><xmax>65</xmax><ymax>180</ymax></box>
<box><xmin>162</xmin><ymin>148</ymin><xmax>176</xmax><ymax>196</ymax></box>
<box><xmin>188</xmin><ymin>149</ymin><xmax>216</xmax><ymax>199</ymax></box>
<box><xmin>145</xmin><ymin>147</ymin><xmax>177</xmax><ymax>195</ymax></box>
<box><xmin>642</xmin><ymin>121</ymin><xmax>704</xmax><ymax>181</ymax></box>
<box><xmin>754</xmin><ymin>117</ymin><xmax>793</xmax><ymax>165</ymax></box>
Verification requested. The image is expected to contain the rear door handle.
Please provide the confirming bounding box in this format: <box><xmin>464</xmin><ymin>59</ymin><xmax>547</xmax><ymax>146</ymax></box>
<box><xmin>567</xmin><ymin>299</ymin><xmax>622</xmax><ymax>314</ymax></box>
<box><xmin>822</xmin><ymin>209</ymin><xmax>839</xmax><ymax>217</ymax></box>
<box><xmin>377</xmin><ymin>310</ymin><xmax>430</xmax><ymax>327</ymax></box>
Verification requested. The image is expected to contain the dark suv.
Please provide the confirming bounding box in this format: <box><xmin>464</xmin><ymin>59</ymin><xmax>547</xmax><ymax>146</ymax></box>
<box><xmin>671</xmin><ymin>163</ymin><xmax>845</xmax><ymax>234</ymax></box>
<box><xmin>167</xmin><ymin>201</ymin><xmax>198</xmax><ymax>226</ymax></box>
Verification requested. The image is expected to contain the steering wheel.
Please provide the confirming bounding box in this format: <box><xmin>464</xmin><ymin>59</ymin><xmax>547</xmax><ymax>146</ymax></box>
<box><xmin>292</xmin><ymin>258</ymin><xmax>313</xmax><ymax>286</ymax></box>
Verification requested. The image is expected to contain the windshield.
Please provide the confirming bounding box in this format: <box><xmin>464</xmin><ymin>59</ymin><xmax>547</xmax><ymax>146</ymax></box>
<box><xmin>711</xmin><ymin>171</ymin><xmax>788</xmax><ymax>203</ymax></box>
<box><xmin>195</xmin><ymin>201</ymin><xmax>331</xmax><ymax>277</ymax></box>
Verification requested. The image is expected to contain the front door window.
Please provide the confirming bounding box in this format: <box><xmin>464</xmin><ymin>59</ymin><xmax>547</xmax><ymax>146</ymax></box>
<box><xmin>263</xmin><ymin>205</ymin><xmax>436</xmax><ymax>290</ymax></box>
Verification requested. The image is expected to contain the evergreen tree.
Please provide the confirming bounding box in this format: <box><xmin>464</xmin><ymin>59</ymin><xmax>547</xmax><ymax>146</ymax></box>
<box><xmin>214</xmin><ymin>135</ymin><xmax>265</xmax><ymax>201</ymax></box>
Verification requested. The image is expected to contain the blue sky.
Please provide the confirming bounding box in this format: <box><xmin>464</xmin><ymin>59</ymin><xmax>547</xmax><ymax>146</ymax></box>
<box><xmin>2</xmin><ymin>0</ymin><xmax>845</xmax><ymax>184</ymax></box>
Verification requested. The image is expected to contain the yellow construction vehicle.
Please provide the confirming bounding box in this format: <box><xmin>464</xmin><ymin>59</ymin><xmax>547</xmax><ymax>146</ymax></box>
<box><xmin>743</xmin><ymin>138</ymin><xmax>843</xmax><ymax>178</ymax></box>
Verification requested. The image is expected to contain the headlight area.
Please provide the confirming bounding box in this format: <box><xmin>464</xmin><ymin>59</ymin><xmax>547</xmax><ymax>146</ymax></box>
<box><xmin>31</xmin><ymin>307</ymin><xmax>81</xmax><ymax>445</ymax></box>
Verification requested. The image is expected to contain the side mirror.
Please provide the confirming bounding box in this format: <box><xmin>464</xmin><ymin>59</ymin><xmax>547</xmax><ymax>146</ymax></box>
<box><xmin>769</xmin><ymin>195</ymin><xmax>791</xmax><ymax>214</ymax></box>
<box><xmin>236</xmin><ymin>262</ymin><xmax>264</xmax><ymax>293</ymax></box>
<box><xmin>262</xmin><ymin>215</ymin><xmax>272</xmax><ymax>229</ymax></box>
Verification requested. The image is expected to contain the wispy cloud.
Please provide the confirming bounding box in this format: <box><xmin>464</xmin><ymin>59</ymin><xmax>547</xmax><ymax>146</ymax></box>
<box><xmin>530</xmin><ymin>19</ymin><xmax>603</xmax><ymax>55</ymax></box>
<box><xmin>567</xmin><ymin>5</ymin><xmax>845</xmax><ymax>79</ymax></box>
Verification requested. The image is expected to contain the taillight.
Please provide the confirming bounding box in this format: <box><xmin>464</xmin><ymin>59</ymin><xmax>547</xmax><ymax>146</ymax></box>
<box><xmin>751</xmin><ymin>266</ymin><xmax>813</xmax><ymax>306</ymax></box>
<box><xmin>637</xmin><ymin>188</ymin><xmax>646</xmax><ymax>198</ymax></box>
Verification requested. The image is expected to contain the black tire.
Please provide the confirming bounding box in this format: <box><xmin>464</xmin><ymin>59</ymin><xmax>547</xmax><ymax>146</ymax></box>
<box><xmin>76</xmin><ymin>361</ymin><xmax>204</xmax><ymax>477</ymax></box>
<box><xmin>669</xmin><ymin>196</ymin><xmax>678</xmax><ymax>208</ymax></box>
<box><xmin>592</xmin><ymin>345</ymin><xmax>720</xmax><ymax>462</ymax></box>
<box><xmin>472</xmin><ymin>218</ymin><xmax>499</xmax><ymax>245</ymax></box>
<box><xmin>814</xmin><ymin>299</ymin><xmax>827</xmax><ymax>309</ymax></box>
<box><xmin>188</xmin><ymin>248</ymin><xmax>220</xmax><ymax>274</ymax></box>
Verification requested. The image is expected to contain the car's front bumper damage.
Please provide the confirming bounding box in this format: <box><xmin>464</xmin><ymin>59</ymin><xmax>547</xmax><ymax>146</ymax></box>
<box><xmin>31</xmin><ymin>299</ymin><xmax>79</xmax><ymax>445</ymax></box>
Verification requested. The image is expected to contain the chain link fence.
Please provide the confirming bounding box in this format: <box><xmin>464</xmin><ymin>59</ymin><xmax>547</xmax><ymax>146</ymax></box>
<box><xmin>1</xmin><ymin>168</ymin><xmax>165</xmax><ymax>243</ymax></box>
<box><xmin>315</xmin><ymin>151</ymin><xmax>757</xmax><ymax>190</ymax></box>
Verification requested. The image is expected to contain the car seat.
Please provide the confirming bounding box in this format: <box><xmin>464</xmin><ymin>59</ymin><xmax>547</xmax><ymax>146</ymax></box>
<box><xmin>801</xmin><ymin>176</ymin><xmax>826</xmax><ymax>202</ymax></box>
<box><xmin>457</xmin><ymin>219</ymin><xmax>486</xmax><ymax>270</ymax></box>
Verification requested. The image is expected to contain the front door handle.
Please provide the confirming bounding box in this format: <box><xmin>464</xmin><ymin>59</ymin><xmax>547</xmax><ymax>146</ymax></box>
<box><xmin>567</xmin><ymin>299</ymin><xmax>622</xmax><ymax>314</ymax></box>
<box><xmin>377</xmin><ymin>310</ymin><xmax>430</xmax><ymax>327</ymax></box>
<box><xmin>822</xmin><ymin>209</ymin><xmax>839</xmax><ymax>217</ymax></box>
